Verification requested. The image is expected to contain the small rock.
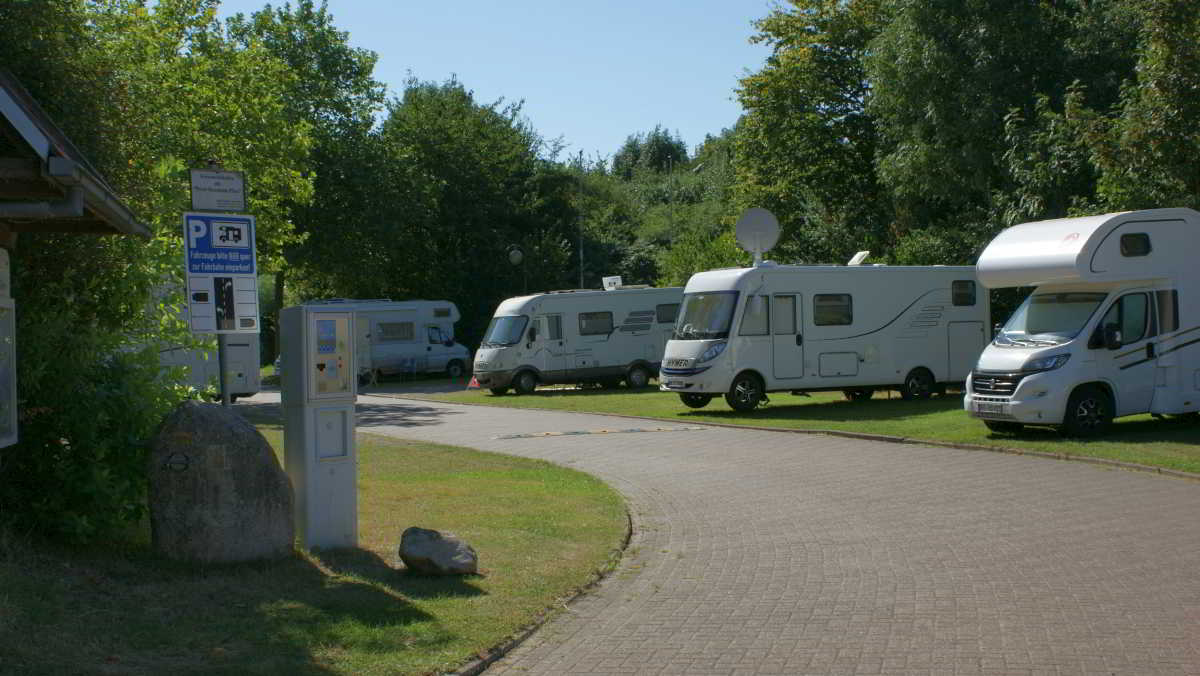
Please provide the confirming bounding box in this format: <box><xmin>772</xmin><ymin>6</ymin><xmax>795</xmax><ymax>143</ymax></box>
<box><xmin>398</xmin><ymin>526</ymin><xmax>477</xmax><ymax>575</ymax></box>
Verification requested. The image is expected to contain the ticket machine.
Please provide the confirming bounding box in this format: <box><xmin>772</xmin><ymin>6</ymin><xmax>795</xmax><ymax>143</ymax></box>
<box><xmin>280</xmin><ymin>305</ymin><xmax>357</xmax><ymax>549</ymax></box>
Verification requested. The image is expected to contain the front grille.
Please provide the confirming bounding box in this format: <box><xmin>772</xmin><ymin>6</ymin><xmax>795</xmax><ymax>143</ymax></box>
<box><xmin>971</xmin><ymin>370</ymin><xmax>1026</xmax><ymax>396</ymax></box>
<box><xmin>475</xmin><ymin>361</ymin><xmax>489</xmax><ymax>370</ymax></box>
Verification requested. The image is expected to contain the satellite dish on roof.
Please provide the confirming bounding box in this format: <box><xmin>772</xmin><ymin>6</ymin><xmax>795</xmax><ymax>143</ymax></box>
<box><xmin>735</xmin><ymin>208</ymin><xmax>780</xmax><ymax>265</ymax></box>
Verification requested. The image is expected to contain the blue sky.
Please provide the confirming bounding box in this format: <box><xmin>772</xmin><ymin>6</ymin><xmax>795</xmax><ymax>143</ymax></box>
<box><xmin>214</xmin><ymin>0</ymin><xmax>775</xmax><ymax>162</ymax></box>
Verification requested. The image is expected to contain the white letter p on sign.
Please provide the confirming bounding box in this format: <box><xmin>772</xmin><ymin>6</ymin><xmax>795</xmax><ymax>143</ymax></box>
<box><xmin>187</xmin><ymin>219</ymin><xmax>207</xmax><ymax>249</ymax></box>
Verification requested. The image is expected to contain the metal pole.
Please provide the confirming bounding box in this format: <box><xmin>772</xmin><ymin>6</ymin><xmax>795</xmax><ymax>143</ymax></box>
<box><xmin>217</xmin><ymin>333</ymin><xmax>231</xmax><ymax>407</ymax></box>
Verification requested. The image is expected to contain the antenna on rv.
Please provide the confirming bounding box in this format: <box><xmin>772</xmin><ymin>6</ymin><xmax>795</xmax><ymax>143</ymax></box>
<box><xmin>734</xmin><ymin>207</ymin><xmax>781</xmax><ymax>266</ymax></box>
<box><xmin>847</xmin><ymin>251</ymin><xmax>870</xmax><ymax>265</ymax></box>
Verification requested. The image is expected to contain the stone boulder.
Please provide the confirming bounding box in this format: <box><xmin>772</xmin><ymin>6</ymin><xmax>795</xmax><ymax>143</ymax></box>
<box><xmin>148</xmin><ymin>400</ymin><xmax>294</xmax><ymax>563</ymax></box>
<box><xmin>398</xmin><ymin>527</ymin><xmax>478</xmax><ymax>575</ymax></box>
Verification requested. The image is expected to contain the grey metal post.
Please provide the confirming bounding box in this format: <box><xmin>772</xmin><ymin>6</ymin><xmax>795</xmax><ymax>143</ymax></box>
<box><xmin>217</xmin><ymin>333</ymin><xmax>231</xmax><ymax>407</ymax></box>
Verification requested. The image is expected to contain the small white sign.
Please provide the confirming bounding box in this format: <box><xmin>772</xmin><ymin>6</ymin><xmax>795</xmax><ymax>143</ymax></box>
<box><xmin>602</xmin><ymin>275</ymin><xmax>623</xmax><ymax>291</ymax></box>
<box><xmin>190</xmin><ymin>169</ymin><xmax>246</xmax><ymax>212</ymax></box>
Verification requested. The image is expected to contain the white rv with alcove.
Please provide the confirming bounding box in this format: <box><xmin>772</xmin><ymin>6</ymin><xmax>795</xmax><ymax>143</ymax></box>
<box><xmin>965</xmin><ymin>208</ymin><xmax>1200</xmax><ymax>436</ymax></box>
<box><xmin>473</xmin><ymin>283</ymin><xmax>683</xmax><ymax>395</ymax></box>
<box><xmin>660</xmin><ymin>264</ymin><xmax>989</xmax><ymax>410</ymax></box>
<box><xmin>294</xmin><ymin>299</ymin><xmax>470</xmax><ymax>381</ymax></box>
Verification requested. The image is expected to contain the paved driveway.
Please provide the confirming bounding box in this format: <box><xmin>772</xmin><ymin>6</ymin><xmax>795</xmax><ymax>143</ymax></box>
<box><xmin>252</xmin><ymin>393</ymin><xmax>1200</xmax><ymax>675</ymax></box>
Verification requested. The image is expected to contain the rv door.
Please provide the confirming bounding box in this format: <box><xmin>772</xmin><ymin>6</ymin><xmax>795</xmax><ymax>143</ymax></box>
<box><xmin>535</xmin><ymin>314</ymin><xmax>567</xmax><ymax>380</ymax></box>
<box><xmin>771</xmin><ymin>294</ymin><xmax>804</xmax><ymax>379</ymax></box>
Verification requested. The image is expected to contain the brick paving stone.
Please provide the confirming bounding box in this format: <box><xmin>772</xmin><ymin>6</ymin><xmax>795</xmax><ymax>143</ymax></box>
<box><xmin>245</xmin><ymin>393</ymin><xmax>1200</xmax><ymax>675</ymax></box>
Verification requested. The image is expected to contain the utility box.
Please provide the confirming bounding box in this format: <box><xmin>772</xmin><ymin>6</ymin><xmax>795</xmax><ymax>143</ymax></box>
<box><xmin>280</xmin><ymin>305</ymin><xmax>357</xmax><ymax>549</ymax></box>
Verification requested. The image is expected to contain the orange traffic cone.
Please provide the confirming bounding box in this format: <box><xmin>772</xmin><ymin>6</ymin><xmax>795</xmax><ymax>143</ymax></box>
<box><xmin>467</xmin><ymin>376</ymin><xmax>480</xmax><ymax>389</ymax></box>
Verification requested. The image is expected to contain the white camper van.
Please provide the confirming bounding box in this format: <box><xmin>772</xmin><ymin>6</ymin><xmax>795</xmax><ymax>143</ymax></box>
<box><xmin>660</xmin><ymin>264</ymin><xmax>989</xmax><ymax>410</ymax></box>
<box><xmin>965</xmin><ymin>208</ymin><xmax>1200</xmax><ymax>436</ymax></box>
<box><xmin>473</xmin><ymin>284</ymin><xmax>684</xmax><ymax>394</ymax></box>
<box><xmin>159</xmin><ymin>334</ymin><xmax>261</xmax><ymax>400</ymax></box>
<box><xmin>300</xmin><ymin>299</ymin><xmax>470</xmax><ymax>381</ymax></box>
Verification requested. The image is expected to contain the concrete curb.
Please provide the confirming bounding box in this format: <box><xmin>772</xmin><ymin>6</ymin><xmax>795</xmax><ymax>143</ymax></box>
<box><xmin>375</xmin><ymin>392</ymin><xmax>1200</xmax><ymax>483</ymax></box>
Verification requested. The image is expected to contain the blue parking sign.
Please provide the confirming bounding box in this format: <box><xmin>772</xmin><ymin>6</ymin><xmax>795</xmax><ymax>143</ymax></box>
<box><xmin>182</xmin><ymin>212</ymin><xmax>259</xmax><ymax>334</ymax></box>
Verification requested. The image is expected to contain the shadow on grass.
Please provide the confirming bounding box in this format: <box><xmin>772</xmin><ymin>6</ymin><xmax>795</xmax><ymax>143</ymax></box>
<box><xmin>313</xmin><ymin>547</ymin><xmax>487</xmax><ymax>601</ymax></box>
<box><xmin>233</xmin><ymin>398</ymin><xmax>467</xmax><ymax>431</ymax></box>
<box><xmin>682</xmin><ymin>393</ymin><xmax>964</xmax><ymax>422</ymax></box>
<box><xmin>0</xmin><ymin>535</ymin><xmax>452</xmax><ymax>674</ymax></box>
<box><xmin>982</xmin><ymin>413</ymin><xmax>1200</xmax><ymax>446</ymax></box>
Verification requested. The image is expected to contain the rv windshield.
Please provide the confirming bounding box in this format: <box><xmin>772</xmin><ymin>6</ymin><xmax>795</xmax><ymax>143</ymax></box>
<box><xmin>996</xmin><ymin>292</ymin><xmax>1107</xmax><ymax>347</ymax></box>
<box><xmin>674</xmin><ymin>291</ymin><xmax>740</xmax><ymax>340</ymax></box>
<box><xmin>481</xmin><ymin>315</ymin><xmax>529</xmax><ymax>347</ymax></box>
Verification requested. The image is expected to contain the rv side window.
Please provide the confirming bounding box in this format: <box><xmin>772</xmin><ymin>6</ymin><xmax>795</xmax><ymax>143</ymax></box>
<box><xmin>772</xmin><ymin>295</ymin><xmax>796</xmax><ymax>334</ymax></box>
<box><xmin>656</xmin><ymin>303</ymin><xmax>679</xmax><ymax>324</ymax></box>
<box><xmin>434</xmin><ymin>307</ymin><xmax>451</xmax><ymax>318</ymax></box>
<box><xmin>1095</xmin><ymin>293</ymin><xmax>1149</xmax><ymax>345</ymax></box>
<box><xmin>579</xmin><ymin>311</ymin><xmax>613</xmax><ymax>335</ymax></box>
<box><xmin>739</xmin><ymin>295</ymin><xmax>770</xmax><ymax>336</ymax></box>
<box><xmin>952</xmin><ymin>280</ymin><xmax>976</xmax><ymax>306</ymax></box>
<box><xmin>548</xmin><ymin>315</ymin><xmax>563</xmax><ymax>340</ymax></box>
<box><xmin>813</xmin><ymin>294</ymin><xmax>852</xmax><ymax>326</ymax></box>
<box><xmin>378</xmin><ymin>322</ymin><xmax>415</xmax><ymax>342</ymax></box>
<box><xmin>1120</xmin><ymin>233</ymin><xmax>1152</xmax><ymax>257</ymax></box>
<box><xmin>1157</xmin><ymin>290</ymin><xmax>1179</xmax><ymax>334</ymax></box>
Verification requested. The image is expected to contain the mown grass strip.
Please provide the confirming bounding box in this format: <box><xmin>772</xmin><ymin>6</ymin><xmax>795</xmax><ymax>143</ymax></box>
<box><xmin>423</xmin><ymin>387</ymin><xmax>1200</xmax><ymax>475</ymax></box>
<box><xmin>0</xmin><ymin>418</ymin><xmax>626</xmax><ymax>675</ymax></box>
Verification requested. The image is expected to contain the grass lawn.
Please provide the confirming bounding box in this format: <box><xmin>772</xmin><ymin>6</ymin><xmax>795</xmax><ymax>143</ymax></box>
<box><xmin>424</xmin><ymin>386</ymin><xmax>1200</xmax><ymax>475</ymax></box>
<box><xmin>0</xmin><ymin>412</ymin><xmax>626</xmax><ymax>675</ymax></box>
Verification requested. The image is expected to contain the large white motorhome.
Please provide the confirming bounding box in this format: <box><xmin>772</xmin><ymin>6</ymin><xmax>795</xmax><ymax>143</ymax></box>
<box><xmin>965</xmin><ymin>208</ymin><xmax>1200</xmax><ymax>436</ymax></box>
<box><xmin>473</xmin><ymin>284</ymin><xmax>684</xmax><ymax>394</ymax></box>
<box><xmin>297</xmin><ymin>299</ymin><xmax>470</xmax><ymax>381</ymax></box>
<box><xmin>159</xmin><ymin>335</ymin><xmax>261</xmax><ymax>400</ymax></box>
<box><xmin>659</xmin><ymin>263</ymin><xmax>989</xmax><ymax>411</ymax></box>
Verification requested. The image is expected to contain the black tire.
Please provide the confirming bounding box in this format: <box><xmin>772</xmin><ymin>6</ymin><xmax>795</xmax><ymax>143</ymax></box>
<box><xmin>626</xmin><ymin>365</ymin><xmax>651</xmax><ymax>389</ymax></box>
<box><xmin>983</xmin><ymin>420</ymin><xmax>1023</xmax><ymax>434</ymax></box>
<box><xmin>843</xmin><ymin>388</ymin><xmax>875</xmax><ymax>402</ymax></box>
<box><xmin>679</xmin><ymin>393</ymin><xmax>713</xmax><ymax>409</ymax></box>
<box><xmin>489</xmin><ymin>387</ymin><xmax>509</xmax><ymax>396</ymax></box>
<box><xmin>446</xmin><ymin>360</ymin><xmax>465</xmax><ymax>379</ymax></box>
<box><xmin>1060</xmin><ymin>385</ymin><xmax>1112</xmax><ymax>438</ymax></box>
<box><xmin>725</xmin><ymin>372</ymin><xmax>764</xmax><ymax>412</ymax></box>
<box><xmin>900</xmin><ymin>367</ymin><xmax>934</xmax><ymax>400</ymax></box>
<box><xmin>513</xmin><ymin>370</ymin><xmax>538</xmax><ymax>395</ymax></box>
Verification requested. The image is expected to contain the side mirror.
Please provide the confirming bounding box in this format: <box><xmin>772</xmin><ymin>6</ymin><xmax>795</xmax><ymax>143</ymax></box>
<box><xmin>527</xmin><ymin>327</ymin><xmax>537</xmax><ymax>342</ymax></box>
<box><xmin>444</xmin><ymin>339</ymin><xmax>454</xmax><ymax>347</ymax></box>
<box><xmin>1103</xmin><ymin>323</ymin><xmax>1123</xmax><ymax>350</ymax></box>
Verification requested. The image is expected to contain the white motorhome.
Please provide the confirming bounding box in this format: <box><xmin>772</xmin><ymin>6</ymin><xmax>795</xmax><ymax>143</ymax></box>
<box><xmin>965</xmin><ymin>208</ymin><xmax>1200</xmax><ymax>436</ymax></box>
<box><xmin>659</xmin><ymin>263</ymin><xmax>989</xmax><ymax>411</ymax></box>
<box><xmin>300</xmin><ymin>299</ymin><xmax>470</xmax><ymax>380</ymax></box>
<box><xmin>473</xmin><ymin>284</ymin><xmax>684</xmax><ymax>394</ymax></box>
<box><xmin>159</xmin><ymin>336</ymin><xmax>261</xmax><ymax>400</ymax></box>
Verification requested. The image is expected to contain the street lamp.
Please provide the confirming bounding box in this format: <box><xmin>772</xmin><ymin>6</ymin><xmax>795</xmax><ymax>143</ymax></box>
<box><xmin>507</xmin><ymin>245</ymin><xmax>526</xmax><ymax>294</ymax></box>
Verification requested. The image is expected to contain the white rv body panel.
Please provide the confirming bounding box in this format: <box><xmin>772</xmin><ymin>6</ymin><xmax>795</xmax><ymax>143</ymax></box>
<box><xmin>965</xmin><ymin>209</ymin><xmax>1200</xmax><ymax>429</ymax></box>
<box><xmin>660</xmin><ymin>264</ymin><xmax>988</xmax><ymax>407</ymax></box>
<box><xmin>473</xmin><ymin>286</ymin><xmax>683</xmax><ymax>392</ymax></box>
<box><xmin>300</xmin><ymin>299</ymin><xmax>469</xmax><ymax>378</ymax></box>
<box><xmin>158</xmin><ymin>298</ymin><xmax>261</xmax><ymax>398</ymax></box>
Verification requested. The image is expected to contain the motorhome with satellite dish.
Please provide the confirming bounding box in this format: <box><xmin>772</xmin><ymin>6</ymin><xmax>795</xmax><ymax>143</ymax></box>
<box><xmin>472</xmin><ymin>279</ymin><xmax>683</xmax><ymax>394</ymax></box>
<box><xmin>965</xmin><ymin>208</ymin><xmax>1200</xmax><ymax>436</ymax></box>
<box><xmin>282</xmin><ymin>299</ymin><xmax>469</xmax><ymax>382</ymax></box>
<box><xmin>659</xmin><ymin>208</ymin><xmax>989</xmax><ymax>411</ymax></box>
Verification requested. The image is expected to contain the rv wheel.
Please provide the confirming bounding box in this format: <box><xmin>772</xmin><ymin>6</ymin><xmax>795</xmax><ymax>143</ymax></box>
<box><xmin>725</xmin><ymin>373</ymin><xmax>764</xmax><ymax>412</ymax></box>
<box><xmin>679</xmin><ymin>393</ymin><xmax>713</xmax><ymax>409</ymax></box>
<box><xmin>626</xmin><ymin>365</ymin><xmax>651</xmax><ymax>389</ymax></box>
<box><xmin>900</xmin><ymin>368</ymin><xmax>934</xmax><ymax>400</ymax></box>
<box><xmin>445</xmin><ymin>360</ymin><xmax>465</xmax><ymax>379</ymax></box>
<box><xmin>513</xmin><ymin>370</ymin><xmax>538</xmax><ymax>395</ymax></box>
<box><xmin>1060</xmin><ymin>385</ymin><xmax>1112</xmax><ymax>437</ymax></box>
<box><xmin>843</xmin><ymin>388</ymin><xmax>874</xmax><ymax>402</ymax></box>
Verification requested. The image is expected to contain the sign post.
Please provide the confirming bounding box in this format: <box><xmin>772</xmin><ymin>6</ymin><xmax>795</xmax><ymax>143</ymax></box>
<box><xmin>182</xmin><ymin>211</ymin><xmax>259</xmax><ymax>405</ymax></box>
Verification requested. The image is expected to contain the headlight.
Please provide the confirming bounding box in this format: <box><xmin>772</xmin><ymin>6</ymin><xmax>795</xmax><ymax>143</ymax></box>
<box><xmin>1023</xmin><ymin>353</ymin><xmax>1070</xmax><ymax>372</ymax></box>
<box><xmin>697</xmin><ymin>341</ymin><xmax>727</xmax><ymax>364</ymax></box>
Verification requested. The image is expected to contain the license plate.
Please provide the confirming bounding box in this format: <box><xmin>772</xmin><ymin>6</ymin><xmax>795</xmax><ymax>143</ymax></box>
<box><xmin>974</xmin><ymin>402</ymin><xmax>1008</xmax><ymax>416</ymax></box>
<box><xmin>663</xmin><ymin>380</ymin><xmax>682</xmax><ymax>389</ymax></box>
